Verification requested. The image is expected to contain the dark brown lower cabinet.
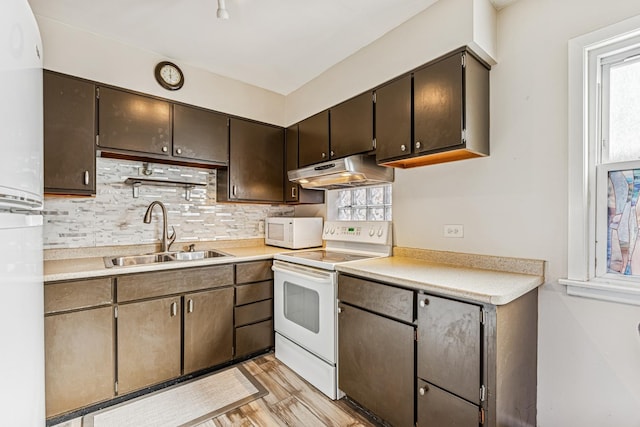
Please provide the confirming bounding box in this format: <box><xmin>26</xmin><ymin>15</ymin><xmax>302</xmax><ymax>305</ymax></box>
<box><xmin>44</xmin><ymin>307</ymin><xmax>114</xmax><ymax>418</ymax></box>
<box><xmin>183</xmin><ymin>287</ymin><xmax>234</xmax><ymax>374</ymax></box>
<box><xmin>417</xmin><ymin>380</ymin><xmax>479</xmax><ymax>427</ymax></box>
<box><xmin>116</xmin><ymin>295</ymin><xmax>182</xmax><ymax>394</ymax></box>
<box><xmin>235</xmin><ymin>319</ymin><xmax>274</xmax><ymax>358</ymax></box>
<box><xmin>337</xmin><ymin>302</ymin><xmax>414</xmax><ymax>427</ymax></box>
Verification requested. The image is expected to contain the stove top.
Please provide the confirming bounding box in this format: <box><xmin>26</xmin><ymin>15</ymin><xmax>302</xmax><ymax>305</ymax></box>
<box><xmin>282</xmin><ymin>249</ymin><xmax>373</xmax><ymax>264</ymax></box>
<box><xmin>275</xmin><ymin>220</ymin><xmax>392</xmax><ymax>270</ymax></box>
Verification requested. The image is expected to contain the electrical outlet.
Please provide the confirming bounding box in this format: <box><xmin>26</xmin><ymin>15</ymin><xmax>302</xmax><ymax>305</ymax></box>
<box><xmin>444</xmin><ymin>224</ymin><xmax>464</xmax><ymax>238</ymax></box>
<box><xmin>258</xmin><ymin>220</ymin><xmax>265</xmax><ymax>233</ymax></box>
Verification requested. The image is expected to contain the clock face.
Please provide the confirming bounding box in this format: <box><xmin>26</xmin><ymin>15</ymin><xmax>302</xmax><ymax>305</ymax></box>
<box><xmin>155</xmin><ymin>61</ymin><xmax>184</xmax><ymax>90</ymax></box>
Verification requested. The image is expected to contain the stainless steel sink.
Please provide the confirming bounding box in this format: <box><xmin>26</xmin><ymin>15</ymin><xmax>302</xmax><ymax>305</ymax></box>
<box><xmin>103</xmin><ymin>249</ymin><xmax>232</xmax><ymax>268</ymax></box>
<box><xmin>169</xmin><ymin>250</ymin><xmax>232</xmax><ymax>261</ymax></box>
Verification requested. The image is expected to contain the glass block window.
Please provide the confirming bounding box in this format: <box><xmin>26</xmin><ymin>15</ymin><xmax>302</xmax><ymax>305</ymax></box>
<box><xmin>335</xmin><ymin>185</ymin><xmax>391</xmax><ymax>221</ymax></box>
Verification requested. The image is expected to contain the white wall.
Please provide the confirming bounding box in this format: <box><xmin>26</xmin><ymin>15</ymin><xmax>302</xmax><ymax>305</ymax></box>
<box><xmin>289</xmin><ymin>0</ymin><xmax>640</xmax><ymax>425</ymax></box>
<box><xmin>36</xmin><ymin>16</ymin><xmax>285</xmax><ymax>126</ymax></box>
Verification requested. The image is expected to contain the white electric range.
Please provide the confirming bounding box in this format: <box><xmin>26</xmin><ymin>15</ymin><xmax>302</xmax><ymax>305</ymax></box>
<box><xmin>272</xmin><ymin>220</ymin><xmax>392</xmax><ymax>399</ymax></box>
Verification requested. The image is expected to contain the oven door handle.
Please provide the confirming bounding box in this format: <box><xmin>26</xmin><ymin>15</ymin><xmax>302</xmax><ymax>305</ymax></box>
<box><xmin>272</xmin><ymin>264</ymin><xmax>334</xmax><ymax>283</ymax></box>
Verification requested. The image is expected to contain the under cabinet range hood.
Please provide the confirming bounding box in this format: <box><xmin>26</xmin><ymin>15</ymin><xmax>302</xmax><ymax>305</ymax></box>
<box><xmin>288</xmin><ymin>154</ymin><xmax>393</xmax><ymax>190</ymax></box>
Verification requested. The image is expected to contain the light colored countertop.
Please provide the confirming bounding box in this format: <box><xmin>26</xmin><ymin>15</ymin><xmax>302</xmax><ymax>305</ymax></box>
<box><xmin>44</xmin><ymin>245</ymin><xmax>290</xmax><ymax>282</ymax></box>
<box><xmin>44</xmin><ymin>242</ymin><xmax>545</xmax><ymax>306</ymax></box>
<box><xmin>336</xmin><ymin>255</ymin><xmax>544</xmax><ymax>306</ymax></box>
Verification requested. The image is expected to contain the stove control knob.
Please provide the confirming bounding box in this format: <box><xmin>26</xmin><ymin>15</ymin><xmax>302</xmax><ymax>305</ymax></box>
<box><xmin>377</xmin><ymin>226</ymin><xmax>384</xmax><ymax>237</ymax></box>
<box><xmin>369</xmin><ymin>228</ymin><xmax>375</xmax><ymax>237</ymax></box>
<box><xmin>330</xmin><ymin>227</ymin><xmax>335</xmax><ymax>235</ymax></box>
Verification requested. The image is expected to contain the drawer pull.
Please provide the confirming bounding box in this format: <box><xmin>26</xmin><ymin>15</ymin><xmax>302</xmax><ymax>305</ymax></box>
<box><xmin>187</xmin><ymin>299</ymin><xmax>194</xmax><ymax>313</ymax></box>
<box><xmin>419</xmin><ymin>386</ymin><xmax>428</xmax><ymax>396</ymax></box>
<box><xmin>419</xmin><ymin>298</ymin><xmax>429</xmax><ymax>308</ymax></box>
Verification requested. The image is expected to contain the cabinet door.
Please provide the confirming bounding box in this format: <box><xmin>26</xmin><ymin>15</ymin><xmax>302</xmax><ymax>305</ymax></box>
<box><xmin>417</xmin><ymin>380</ymin><xmax>479</xmax><ymax>427</ymax></box>
<box><xmin>43</xmin><ymin>71</ymin><xmax>96</xmax><ymax>195</ymax></box>
<box><xmin>98</xmin><ymin>87</ymin><xmax>172</xmax><ymax>156</ymax></box>
<box><xmin>414</xmin><ymin>52</ymin><xmax>464</xmax><ymax>154</ymax></box>
<box><xmin>285</xmin><ymin>125</ymin><xmax>300</xmax><ymax>203</ymax></box>
<box><xmin>184</xmin><ymin>287</ymin><xmax>234</xmax><ymax>374</ymax></box>
<box><xmin>228</xmin><ymin>118</ymin><xmax>284</xmax><ymax>202</ymax></box>
<box><xmin>173</xmin><ymin>104</ymin><xmax>228</xmax><ymax>164</ymax></box>
<box><xmin>417</xmin><ymin>294</ymin><xmax>481</xmax><ymax>404</ymax></box>
<box><xmin>284</xmin><ymin>125</ymin><xmax>325</xmax><ymax>204</ymax></box>
<box><xmin>375</xmin><ymin>74</ymin><xmax>412</xmax><ymax>162</ymax></box>
<box><xmin>298</xmin><ymin>110</ymin><xmax>329</xmax><ymax>167</ymax></box>
<box><xmin>330</xmin><ymin>92</ymin><xmax>374</xmax><ymax>159</ymax></box>
<box><xmin>117</xmin><ymin>296</ymin><xmax>181</xmax><ymax>394</ymax></box>
<box><xmin>338</xmin><ymin>302</ymin><xmax>414</xmax><ymax>427</ymax></box>
<box><xmin>45</xmin><ymin>307</ymin><xmax>114</xmax><ymax>417</ymax></box>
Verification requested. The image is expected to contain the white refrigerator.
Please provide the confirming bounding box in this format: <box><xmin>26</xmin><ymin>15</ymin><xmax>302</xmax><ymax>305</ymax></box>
<box><xmin>0</xmin><ymin>0</ymin><xmax>45</xmax><ymax>426</ymax></box>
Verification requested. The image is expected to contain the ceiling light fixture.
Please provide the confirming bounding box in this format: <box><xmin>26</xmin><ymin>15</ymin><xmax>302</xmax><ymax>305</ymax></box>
<box><xmin>217</xmin><ymin>0</ymin><xmax>229</xmax><ymax>19</ymax></box>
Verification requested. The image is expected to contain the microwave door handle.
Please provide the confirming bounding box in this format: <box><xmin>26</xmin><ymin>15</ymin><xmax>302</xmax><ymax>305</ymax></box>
<box><xmin>271</xmin><ymin>264</ymin><xmax>333</xmax><ymax>283</ymax></box>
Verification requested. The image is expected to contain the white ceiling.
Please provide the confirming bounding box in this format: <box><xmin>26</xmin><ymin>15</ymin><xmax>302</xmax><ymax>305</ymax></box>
<box><xmin>27</xmin><ymin>0</ymin><xmax>517</xmax><ymax>95</ymax></box>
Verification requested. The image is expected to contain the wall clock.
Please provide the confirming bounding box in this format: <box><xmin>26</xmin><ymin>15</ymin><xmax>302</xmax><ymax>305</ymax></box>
<box><xmin>154</xmin><ymin>61</ymin><xmax>184</xmax><ymax>91</ymax></box>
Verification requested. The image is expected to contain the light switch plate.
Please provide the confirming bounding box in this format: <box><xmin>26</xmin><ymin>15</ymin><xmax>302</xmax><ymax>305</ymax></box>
<box><xmin>443</xmin><ymin>224</ymin><xmax>464</xmax><ymax>238</ymax></box>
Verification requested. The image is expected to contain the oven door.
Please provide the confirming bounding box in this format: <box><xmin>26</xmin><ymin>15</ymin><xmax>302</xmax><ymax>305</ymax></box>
<box><xmin>272</xmin><ymin>260</ymin><xmax>337</xmax><ymax>364</ymax></box>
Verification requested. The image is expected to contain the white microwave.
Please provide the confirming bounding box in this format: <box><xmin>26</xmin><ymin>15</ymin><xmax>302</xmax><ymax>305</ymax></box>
<box><xmin>265</xmin><ymin>217</ymin><xmax>323</xmax><ymax>249</ymax></box>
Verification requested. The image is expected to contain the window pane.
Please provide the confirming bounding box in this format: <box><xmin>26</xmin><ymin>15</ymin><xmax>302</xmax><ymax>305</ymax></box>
<box><xmin>352</xmin><ymin>207</ymin><xmax>367</xmax><ymax>220</ymax></box>
<box><xmin>607</xmin><ymin>169</ymin><xmax>640</xmax><ymax>276</ymax></box>
<box><xmin>368</xmin><ymin>187</ymin><xmax>384</xmax><ymax>205</ymax></box>
<box><xmin>352</xmin><ymin>189</ymin><xmax>367</xmax><ymax>206</ymax></box>
<box><xmin>368</xmin><ymin>207</ymin><xmax>384</xmax><ymax>221</ymax></box>
<box><xmin>608</xmin><ymin>59</ymin><xmax>640</xmax><ymax>162</ymax></box>
<box><xmin>337</xmin><ymin>190</ymin><xmax>351</xmax><ymax>207</ymax></box>
<box><xmin>338</xmin><ymin>208</ymin><xmax>352</xmax><ymax>220</ymax></box>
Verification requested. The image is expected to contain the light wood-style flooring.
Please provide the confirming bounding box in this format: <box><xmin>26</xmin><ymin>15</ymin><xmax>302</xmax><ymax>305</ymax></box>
<box><xmin>53</xmin><ymin>353</ymin><xmax>378</xmax><ymax>427</ymax></box>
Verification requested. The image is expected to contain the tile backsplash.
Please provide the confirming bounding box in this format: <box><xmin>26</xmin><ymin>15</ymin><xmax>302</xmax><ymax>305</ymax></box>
<box><xmin>43</xmin><ymin>158</ymin><xmax>294</xmax><ymax>249</ymax></box>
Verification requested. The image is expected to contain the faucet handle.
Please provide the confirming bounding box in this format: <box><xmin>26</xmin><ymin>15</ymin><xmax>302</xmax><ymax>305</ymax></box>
<box><xmin>167</xmin><ymin>226</ymin><xmax>177</xmax><ymax>251</ymax></box>
<box><xmin>188</xmin><ymin>244</ymin><xmax>196</xmax><ymax>252</ymax></box>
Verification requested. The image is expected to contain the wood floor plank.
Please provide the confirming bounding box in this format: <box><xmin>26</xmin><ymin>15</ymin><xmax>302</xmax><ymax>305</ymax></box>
<box><xmin>51</xmin><ymin>353</ymin><xmax>377</xmax><ymax>427</ymax></box>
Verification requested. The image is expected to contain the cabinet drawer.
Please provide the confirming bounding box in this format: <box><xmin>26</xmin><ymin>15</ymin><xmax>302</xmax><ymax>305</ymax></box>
<box><xmin>235</xmin><ymin>319</ymin><xmax>274</xmax><ymax>358</ymax></box>
<box><xmin>235</xmin><ymin>260</ymin><xmax>273</xmax><ymax>284</ymax></box>
<box><xmin>338</xmin><ymin>275</ymin><xmax>414</xmax><ymax>323</ymax></box>
<box><xmin>45</xmin><ymin>278</ymin><xmax>112</xmax><ymax>314</ymax></box>
<box><xmin>235</xmin><ymin>299</ymin><xmax>273</xmax><ymax>327</ymax></box>
<box><xmin>235</xmin><ymin>280</ymin><xmax>273</xmax><ymax>305</ymax></box>
<box><xmin>117</xmin><ymin>265</ymin><xmax>234</xmax><ymax>302</ymax></box>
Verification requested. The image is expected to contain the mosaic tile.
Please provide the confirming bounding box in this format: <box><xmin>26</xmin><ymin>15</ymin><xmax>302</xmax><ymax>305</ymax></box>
<box><xmin>43</xmin><ymin>158</ymin><xmax>294</xmax><ymax>249</ymax></box>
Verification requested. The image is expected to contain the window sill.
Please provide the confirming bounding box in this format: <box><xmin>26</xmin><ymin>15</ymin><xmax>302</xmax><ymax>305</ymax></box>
<box><xmin>559</xmin><ymin>278</ymin><xmax>640</xmax><ymax>306</ymax></box>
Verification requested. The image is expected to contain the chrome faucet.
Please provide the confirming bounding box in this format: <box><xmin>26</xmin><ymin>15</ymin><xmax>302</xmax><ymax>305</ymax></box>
<box><xmin>143</xmin><ymin>201</ymin><xmax>176</xmax><ymax>253</ymax></box>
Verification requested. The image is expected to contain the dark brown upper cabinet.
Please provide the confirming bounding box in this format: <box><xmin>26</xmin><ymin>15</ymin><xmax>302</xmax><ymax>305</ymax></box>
<box><xmin>97</xmin><ymin>87</ymin><xmax>172</xmax><ymax>156</ymax></box>
<box><xmin>44</xmin><ymin>71</ymin><xmax>96</xmax><ymax>196</ymax></box>
<box><xmin>218</xmin><ymin>118</ymin><xmax>284</xmax><ymax>203</ymax></box>
<box><xmin>284</xmin><ymin>125</ymin><xmax>324</xmax><ymax>205</ymax></box>
<box><xmin>329</xmin><ymin>91</ymin><xmax>375</xmax><ymax>159</ymax></box>
<box><xmin>374</xmin><ymin>74</ymin><xmax>412</xmax><ymax>163</ymax></box>
<box><xmin>173</xmin><ymin>104</ymin><xmax>228</xmax><ymax>165</ymax></box>
<box><xmin>377</xmin><ymin>48</ymin><xmax>490</xmax><ymax>168</ymax></box>
<box><xmin>298</xmin><ymin>110</ymin><xmax>329</xmax><ymax>167</ymax></box>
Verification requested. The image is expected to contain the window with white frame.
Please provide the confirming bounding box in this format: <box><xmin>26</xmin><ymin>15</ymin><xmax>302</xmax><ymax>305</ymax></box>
<box><xmin>330</xmin><ymin>184</ymin><xmax>392</xmax><ymax>221</ymax></box>
<box><xmin>564</xmin><ymin>16</ymin><xmax>640</xmax><ymax>305</ymax></box>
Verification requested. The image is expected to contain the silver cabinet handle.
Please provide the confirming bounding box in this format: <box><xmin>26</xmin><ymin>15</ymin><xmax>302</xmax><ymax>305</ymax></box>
<box><xmin>330</xmin><ymin>150</ymin><xmax>335</xmax><ymax>157</ymax></box>
<box><xmin>170</xmin><ymin>302</ymin><xmax>177</xmax><ymax>317</ymax></box>
<box><xmin>321</xmin><ymin>152</ymin><xmax>326</xmax><ymax>159</ymax></box>
<box><xmin>400</xmin><ymin>144</ymin><xmax>407</xmax><ymax>152</ymax></box>
<box><xmin>84</xmin><ymin>170</ymin><xmax>89</xmax><ymax>186</ymax></box>
<box><xmin>187</xmin><ymin>299</ymin><xmax>194</xmax><ymax>313</ymax></box>
<box><xmin>415</xmin><ymin>141</ymin><xmax>422</xmax><ymax>149</ymax></box>
<box><xmin>419</xmin><ymin>298</ymin><xmax>429</xmax><ymax>307</ymax></box>
<box><xmin>291</xmin><ymin>187</ymin><xmax>297</xmax><ymax>198</ymax></box>
<box><xmin>162</xmin><ymin>146</ymin><xmax>168</xmax><ymax>153</ymax></box>
<box><xmin>337</xmin><ymin>306</ymin><xmax>343</xmax><ymax>314</ymax></box>
<box><xmin>176</xmin><ymin>148</ymin><xmax>182</xmax><ymax>155</ymax></box>
<box><xmin>232</xmin><ymin>185</ymin><xmax>237</xmax><ymax>197</ymax></box>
